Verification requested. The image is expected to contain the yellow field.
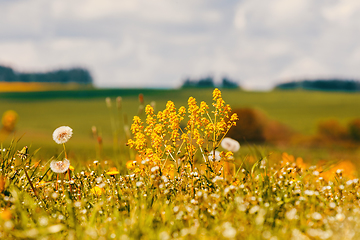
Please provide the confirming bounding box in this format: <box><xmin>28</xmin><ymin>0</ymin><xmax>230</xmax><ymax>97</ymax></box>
<box><xmin>0</xmin><ymin>82</ymin><xmax>88</xmax><ymax>92</ymax></box>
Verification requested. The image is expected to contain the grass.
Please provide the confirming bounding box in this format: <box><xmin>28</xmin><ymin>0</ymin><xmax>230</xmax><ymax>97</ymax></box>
<box><xmin>1</xmin><ymin>88</ymin><xmax>360</xmax><ymax>160</ymax></box>
<box><xmin>1</xmin><ymin>88</ymin><xmax>360</xmax><ymax>239</ymax></box>
<box><xmin>1</xmin><ymin>146</ymin><xmax>360</xmax><ymax>240</ymax></box>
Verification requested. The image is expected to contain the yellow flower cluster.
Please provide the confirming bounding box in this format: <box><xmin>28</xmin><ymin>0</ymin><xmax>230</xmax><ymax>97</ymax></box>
<box><xmin>127</xmin><ymin>89</ymin><xmax>238</xmax><ymax>173</ymax></box>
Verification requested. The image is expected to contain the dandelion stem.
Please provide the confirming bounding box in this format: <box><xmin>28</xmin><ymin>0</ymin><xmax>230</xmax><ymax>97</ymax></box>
<box><xmin>56</xmin><ymin>174</ymin><xmax>59</xmax><ymax>190</ymax></box>
<box><xmin>68</xmin><ymin>169</ymin><xmax>73</xmax><ymax>194</ymax></box>
<box><xmin>62</xmin><ymin>143</ymin><xmax>67</xmax><ymax>159</ymax></box>
<box><xmin>62</xmin><ymin>172</ymin><xmax>65</xmax><ymax>195</ymax></box>
<box><xmin>62</xmin><ymin>143</ymin><xmax>73</xmax><ymax>193</ymax></box>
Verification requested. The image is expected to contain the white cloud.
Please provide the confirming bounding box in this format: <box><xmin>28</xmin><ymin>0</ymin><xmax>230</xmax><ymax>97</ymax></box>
<box><xmin>0</xmin><ymin>0</ymin><xmax>360</xmax><ymax>90</ymax></box>
<box><xmin>278</xmin><ymin>57</ymin><xmax>329</xmax><ymax>80</ymax></box>
<box><xmin>322</xmin><ymin>0</ymin><xmax>360</xmax><ymax>22</ymax></box>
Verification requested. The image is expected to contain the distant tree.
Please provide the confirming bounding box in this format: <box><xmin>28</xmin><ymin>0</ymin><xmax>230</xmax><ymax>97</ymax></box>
<box><xmin>197</xmin><ymin>77</ymin><xmax>214</xmax><ymax>88</ymax></box>
<box><xmin>0</xmin><ymin>65</ymin><xmax>93</xmax><ymax>84</ymax></box>
<box><xmin>275</xmin><ymin>81</ymin><xmax>301</xmax><ymax>89</ymax></box>
<box><xmin>0</xmin><ymin>66</ymin><xmax>17</xmax><ymax>82</ymax></box>
<box><xmin>221</xmin><ymin>77</ymin><xmax>239</xmax><ymax>89</ymax></box>
<box><xmin>275</xmin><ymin>79</ymin><xmax>360</xmax><ymax>92</ymax></box>
<box><xmin>181</xmin><ymin>76</ymin><xmax>214</xmax><ymax>88</ymax></box>
<box><xmin>182</xmin><ymin>79</ymin><xmax>197</xmax><ymax>88</ymax></box>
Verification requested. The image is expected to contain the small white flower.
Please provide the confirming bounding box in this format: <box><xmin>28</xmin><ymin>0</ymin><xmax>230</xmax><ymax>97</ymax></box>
<box><xmin>151</xmin><ymin>166</ymin><xmax>159</xmax><ymax>172</ymax></box>
<box><xmin>208</xmin><ymin>150</ymin><xmax>221</xmax><ymax>161</ymax></box>
<box><xmin>221</xmin><ymin>137</ymin><xmax>240</xmax><ymax>152</ymax></box>
<box><xmin>50</xmin><ymin>158</ymin><xmax>70</xmax><ymax>173</ymax></box>
<box><xmin>53</xmin><ymin>126</ymin><xmax>73</xmax><ymax>144</ymax></box>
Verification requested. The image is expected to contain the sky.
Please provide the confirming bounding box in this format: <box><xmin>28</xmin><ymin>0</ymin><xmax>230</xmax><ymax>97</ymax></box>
<box><xmin>1</xmin><ymin>0</ymin><xmax>360</xmax><ymax>90</ymax></box>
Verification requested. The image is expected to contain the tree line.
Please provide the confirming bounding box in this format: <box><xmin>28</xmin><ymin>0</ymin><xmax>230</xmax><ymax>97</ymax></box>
<box><xmin>275</xmin><ymin>79</ymin><xmax>360</xmax><ymax>92</ymax></box>
<box><xmin>181</xmin><ymin>76</ymin><xmax>240</xmax><ymax>89</ymax></box>
<box><xmin>0</xmin><ymin>65</ymin><xmax>93</xmax><ymax>84</ymax></box>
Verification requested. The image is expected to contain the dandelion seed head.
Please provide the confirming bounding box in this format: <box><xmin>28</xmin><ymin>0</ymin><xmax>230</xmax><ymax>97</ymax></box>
<box><xmin>50</xmin><ymin>158</ymin><xmax>70</xmax><ymax>173</ymax></box>
<box><xmin>221</xmin><ymin>137</ymin><xmax>240</xmax><ymax>152</ymax></box>
<box><xmin>52</xmin><ymin>126</ymin><xmax>73</xmax><ymax>144</ymax></box>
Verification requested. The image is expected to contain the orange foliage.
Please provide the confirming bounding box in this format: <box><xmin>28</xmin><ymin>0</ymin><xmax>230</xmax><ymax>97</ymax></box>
<box><xmin>319</xmin><ymin>160</ymin><xmax>357</xmax><ymax>181</ymax></box>
<box><xmin>281</xmin><ymin>152</ymin><xmax>307</xmax><ymax>171</ymax></box>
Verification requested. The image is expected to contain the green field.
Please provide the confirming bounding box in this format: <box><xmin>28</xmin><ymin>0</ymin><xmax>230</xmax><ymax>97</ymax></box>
<box><xmin>2</xmin><ymin>88</ymin><xmax>360</xmax><ymax>239</ymax></box>
<box><xmin>1</xmin><ymin>88</ymin><xmax>360</xmax><ymax>160</ymax></box>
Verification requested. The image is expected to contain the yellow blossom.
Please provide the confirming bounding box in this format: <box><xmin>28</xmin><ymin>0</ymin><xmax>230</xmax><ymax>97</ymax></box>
<box><xmin>36</xmin><ymin>181</ymin><xmax>47</xmax><ymax>188</ymax></box>
<box><xmin>126</xmin><ymin>161</ymin><xmax>136</xmax><ymax>169</ymax></box>
<box><xmin>232</xmin><ymin>179</ymin><xmax>240</xmax><ymax>186</ymax></box>
<box><xmin>106</xmin><ymin>167</ymin><xmax>120</xmax><ymax>175</ymax></box>
<box><xmin>91</xmin><ymin>186</ymin><xmax>104</xmax><ymax>196</ymax></box>
<box><xmin>0</xmin><ymin>209</ymin><xmax>12</xmax><ymax>220</ymax></box>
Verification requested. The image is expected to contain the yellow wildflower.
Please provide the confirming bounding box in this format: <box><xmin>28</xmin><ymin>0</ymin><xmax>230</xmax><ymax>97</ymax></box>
<box><xmin>91</xmin><ymin>186</ymin><xmax>104</xmax><ymax>196</ymax></box>
<box><xmin>36</xmin><ymin>181</ymin><xmax>47</xmax><ymax>188</ymax></box>
<box><xmin>106</xmin><ymin>167</ymin><xmax>120</xmax><ymax>175</ymax></box>
<box><xmin>0</xmin><ymin>209</ymin><xmax>12</xmax><ymax>220</ymax></box>
<box><xmin>232</xmin><ymin>179</ymin><xmax>240</xmax><ymax>186</ymax></box>
<box><xmin>126</xmin><ymin>161</ymin><xmax>136</xmax><ymax>169</ymax></box>
<box><xmin>2</xmin><ymin>110</ymin><xmax>18</xmax><ymax>132</ymax></box>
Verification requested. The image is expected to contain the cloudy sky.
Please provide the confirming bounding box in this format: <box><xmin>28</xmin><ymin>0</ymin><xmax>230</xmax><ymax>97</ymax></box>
<box><xmin>0</xmin><ymin>0</ymin><xmax>360</xmax><ymax>90</ymax></box>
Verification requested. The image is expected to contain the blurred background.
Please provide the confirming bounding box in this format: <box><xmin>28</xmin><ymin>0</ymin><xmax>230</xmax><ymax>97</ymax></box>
<box><xmin>1</xmin><ymin>0</ymin><xmax>360</xmax><ymax>163</ymax></box>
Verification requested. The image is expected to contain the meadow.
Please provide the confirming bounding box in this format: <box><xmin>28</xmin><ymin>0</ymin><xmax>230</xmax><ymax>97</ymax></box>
<box><xmin>1</xmin><ymin>88</ymin><xmax>360</xmax><ymax>160</ymax></box>
<box><xmin>1</xmin><ymin>88</ymin><xmax>360</xmax><ymax>239</ymax></box>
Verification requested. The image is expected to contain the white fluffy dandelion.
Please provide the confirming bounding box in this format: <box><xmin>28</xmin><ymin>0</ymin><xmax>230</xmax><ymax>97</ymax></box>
<box><xmin>50</xmin><ymin>158</ymin><xmax>70</xmax><ymax>173</ymax></box>
<box><xmin>53</xmin><ymin>126</ymin><xmax>73</xmax><ymax>144</ymax></box>
<box><xmin>221</xmin><ymin>137</ymin><xmax>240</xmax><ymax>152</ymax></box>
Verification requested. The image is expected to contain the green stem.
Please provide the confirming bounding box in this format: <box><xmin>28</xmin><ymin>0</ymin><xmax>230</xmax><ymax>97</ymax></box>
<box><xmin>62</xmin><ymin>143</ymin><xmax>73</xmax><ymax>194</ymax></box>
<box><xmin>63</xmin><ymin>143</ymin><xmax>67</xmax><ymax>159</ymax></box>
